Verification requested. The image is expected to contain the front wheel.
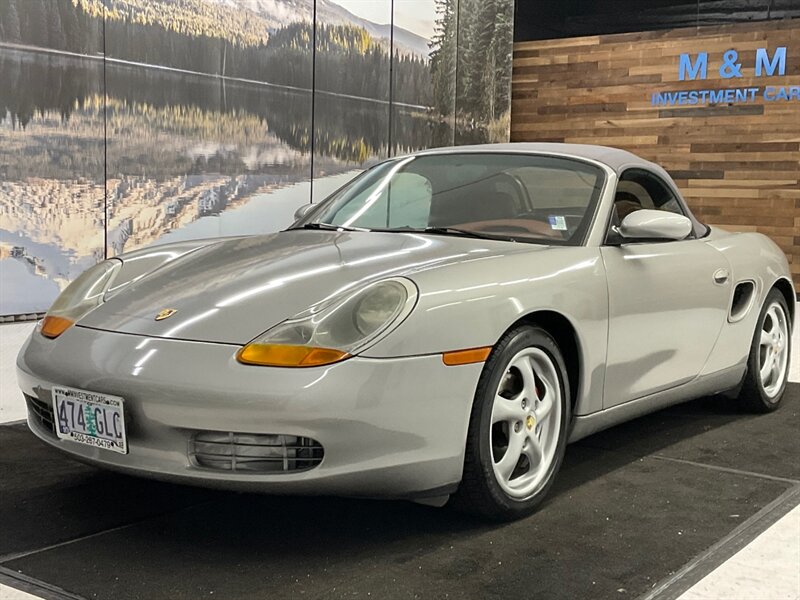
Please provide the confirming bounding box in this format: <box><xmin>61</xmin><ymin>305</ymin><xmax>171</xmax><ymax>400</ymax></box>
<box><xmin>452</xmin><ymin>325</ymin><xmax>570</xmax><ymax>521</ymax></box>
<box><xmin>737</xmin><ymin>288</ymin><xmax>792</xmax><ymax>412</ymax></box>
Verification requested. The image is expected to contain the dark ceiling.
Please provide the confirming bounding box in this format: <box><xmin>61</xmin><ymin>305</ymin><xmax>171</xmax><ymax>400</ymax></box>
<box><xmin>514</xmin><ymin>0</ymin><xmax>800</xmax><ymax>42</ymax></box>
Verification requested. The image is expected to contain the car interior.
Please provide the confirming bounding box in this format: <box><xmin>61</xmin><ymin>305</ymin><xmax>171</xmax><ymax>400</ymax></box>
<box><xmin>605</xmin><ymin>169</ymin><xmax>698</xmax><ymax>243</ymax></box>
<box><xmin>425</xmin><ymin>165</ymin><xmax>603</xmax><ymax>242</ymax></box>
<box><xmin>323</xmin><ymin>156</ymin><xmax>604</xmax><ymax>244</ymax></box>
<box><xmin>611</xmin><ymin>169</ymin><xmax>685</xmax><ymax>223</ymax></box>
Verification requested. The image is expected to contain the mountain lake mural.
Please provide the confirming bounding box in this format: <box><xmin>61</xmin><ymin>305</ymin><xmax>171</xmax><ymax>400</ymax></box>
<box><xmin>0</xmin><ymin>0</ymin><xmax>513</xmax><ymax>316</ymax></box>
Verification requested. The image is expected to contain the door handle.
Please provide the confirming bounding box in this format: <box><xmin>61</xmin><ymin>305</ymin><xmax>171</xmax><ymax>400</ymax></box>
<box><xmin>713</xmin><ymin>268</ymin><xmax>729</xmax><ymax>284</ymax></box>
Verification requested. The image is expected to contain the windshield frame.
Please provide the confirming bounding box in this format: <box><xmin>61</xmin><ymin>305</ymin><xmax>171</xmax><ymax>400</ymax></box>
<box><xmin>289</xmin><ymin>151</ymin><xmax>610</xmax><ymax>247</ymax></box>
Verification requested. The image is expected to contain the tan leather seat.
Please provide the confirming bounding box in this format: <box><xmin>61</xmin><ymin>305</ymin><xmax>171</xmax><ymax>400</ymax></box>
<box><xmin>614</xmin><ymin>192</ymin><xmax>643</xmax><ymax>221</ymax></box>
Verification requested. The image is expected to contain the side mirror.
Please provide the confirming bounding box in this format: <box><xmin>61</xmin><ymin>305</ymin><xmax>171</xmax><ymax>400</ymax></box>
<box><xmin>293</xmin><ymin>203</ymin><xmax>315</xmax><ymax>221</ymax></box>
<box><xmin>615</xmin><ymin>209</ymin><xmax>692</xmax><ymax>242</ymax></box>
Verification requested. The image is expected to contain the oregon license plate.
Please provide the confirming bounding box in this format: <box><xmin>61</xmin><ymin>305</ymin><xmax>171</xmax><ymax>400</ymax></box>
<box><xmin>52</xmin><ymin>386</ymin><xmax>128</xmax><ymax>454</ymax></box>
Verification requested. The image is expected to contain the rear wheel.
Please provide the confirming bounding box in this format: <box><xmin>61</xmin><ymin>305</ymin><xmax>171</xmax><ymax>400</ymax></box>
<box><xmin>453</xmin><ymin>325</ymin><xmax>570</xmax><ymax>521</ymax></box>
<box><xmin>737</xmin><ymin>288</ymin><xmax>791</xmax><ymax>412</ymax></box>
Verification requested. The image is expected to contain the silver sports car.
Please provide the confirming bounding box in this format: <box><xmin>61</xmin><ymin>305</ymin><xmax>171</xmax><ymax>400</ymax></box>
<box><xmin>17</xmin><ymin>143</ymin><xmax>794</xmax><ymax>520</ymax></box>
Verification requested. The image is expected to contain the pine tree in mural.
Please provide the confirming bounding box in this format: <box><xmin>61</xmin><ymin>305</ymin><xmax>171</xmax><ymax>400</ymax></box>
<box><xmin>48</xmin><ymin>0</ymin><xmax>67</xmax><ymax>51</ymax></box>
<box><xmin>491</xmin><ymin>0</ymin><xmax>514</xmax><ymax>122</ymax></box>
<box><xmin>0</xmin><ymin>1</ymin><xmax>22</xmax><ymax>42</ymax></box>
<box><xmin>469</xmin><ymin>0</ymin><xmax>513</xmax><ymax>121</ymax></box>
<box><xmin>429</xmin><ymin>0</ymin><xmax>513</xmax><ymax>132</ymax></box>
<box><xmin>0</xmin><ymin>0</ymin><xmax>436</xmax><ymax>105</ymax></box>
<box><xmin>26</xmin><ymin>0</ymin><xmax>50</xmax><ymax>48</ymax></box>
<box><xmin>429</xmin><ymin>0</ymin><xmax>457</xmax><ymax>116</ymax></box>
<box><xmin>58</xmin><ymin>0</ymin><xmax>81</xmax><ymax>51</ymax></box>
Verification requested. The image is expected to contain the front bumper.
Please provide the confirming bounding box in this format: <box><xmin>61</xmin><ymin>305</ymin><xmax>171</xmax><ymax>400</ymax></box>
<box><xmin>16</xmin><ymin>325</ymin><xmax>483</xmax><ymax>499</ymax></box>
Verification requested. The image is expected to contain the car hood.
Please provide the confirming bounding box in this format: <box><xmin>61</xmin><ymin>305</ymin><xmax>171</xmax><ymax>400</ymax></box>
<box><xmin>79</xmin><ymin>230</ymin><xmax>536</xmax><ymax>344</ymax></box>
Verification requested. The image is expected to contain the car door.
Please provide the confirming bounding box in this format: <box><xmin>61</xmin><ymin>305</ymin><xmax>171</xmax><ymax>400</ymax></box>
<box><xmin>601</xmin><ymin>169</ymin><xmax>731</xmax><ymax>407</ymax></box>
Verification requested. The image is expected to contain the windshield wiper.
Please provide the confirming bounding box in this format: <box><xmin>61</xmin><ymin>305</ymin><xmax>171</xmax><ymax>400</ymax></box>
<box><xmin>420</xmin><ymin>227</ymin><xmax>511</xmax><ymax>241</ymax></box>
<box><xmin>292</xmin><ymin>224</ymin><xmax>510</xmax><ymax>241</ymax></box>
<box><xmin>289</xmin><ymin>223</ymin><xmax>362</xmax><ymax>232</ymax></box>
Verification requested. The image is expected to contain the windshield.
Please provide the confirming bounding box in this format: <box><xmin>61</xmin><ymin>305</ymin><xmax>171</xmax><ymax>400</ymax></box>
<box><xmin>300</xmin><ymin>153</ymin><xmax>606</xmax><ymax>245</ymax></box>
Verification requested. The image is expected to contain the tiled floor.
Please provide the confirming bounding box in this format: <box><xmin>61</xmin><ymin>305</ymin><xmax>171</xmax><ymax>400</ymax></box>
<box><xmin>0</xmin><ymin>584</ymin><xmax>42</xmax><ymax>599</ymax></box>
<box><xmin>0</xmin><ymin>322</ymin><xmax>34</xmax><ymax>423</ymax></box>
<box><xmin>679</xmin><ymin>503</ymin><xmax>800</xmax><ymax>600</ymax></box>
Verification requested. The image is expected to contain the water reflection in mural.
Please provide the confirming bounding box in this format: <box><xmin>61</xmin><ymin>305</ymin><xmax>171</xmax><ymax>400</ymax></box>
<box><xmin>0</xmin><ymin>48</ymin><xmax>106</xmax><ymax>316</ymax></box>
<box><xmin>0</xmin><ymin>0</ymin><xmax>513</xmax><ymax>316</ymax></box>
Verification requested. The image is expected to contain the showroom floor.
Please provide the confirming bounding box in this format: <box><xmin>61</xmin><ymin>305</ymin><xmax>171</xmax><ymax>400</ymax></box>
<box><xmin>1</xmin><ymin>313</ymin><xmax>799</xmax><ymax>600</ymax></box>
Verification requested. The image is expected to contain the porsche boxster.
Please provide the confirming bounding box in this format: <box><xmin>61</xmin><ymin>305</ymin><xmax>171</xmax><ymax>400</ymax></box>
<box><xmin>17</xmin><ymin>143</ymin><xmax>794</xmax><ymax>520</ymax></box>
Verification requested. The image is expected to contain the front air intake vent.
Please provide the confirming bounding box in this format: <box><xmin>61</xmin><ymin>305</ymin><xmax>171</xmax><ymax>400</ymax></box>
<box><xmin>190</xmin><ymin>432</ymin><xmax>324</xmax><ymax>473</ymax></box>
<box><xmin>729</xmin><ymin>281</ymin><xmax>756</xmax><ymax>323</ymax></box>
<box><xmin>25</xmin><ymin>393</ymin><xmax>56</xmax><ymax>435</ymax></box>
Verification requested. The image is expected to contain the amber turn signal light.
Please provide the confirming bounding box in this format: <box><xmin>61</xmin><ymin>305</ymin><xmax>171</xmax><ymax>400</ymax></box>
<box><xmin>236</xmin><ymin>344</ymin><xmax>349</xmax><ymax>367</ymax></box>
<box><xmin>442</xmin><ymin>346</ymin><xmax>492</xmax><ymax>366</ymax></box>
<box><xmin>40</xmin><ymin>316</ymin><xmax>75</xmax><ymax>339</ymax></box>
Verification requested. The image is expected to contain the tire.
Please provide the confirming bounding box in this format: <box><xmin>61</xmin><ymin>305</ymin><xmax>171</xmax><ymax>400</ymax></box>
<box><xmin>737</xmin><ymin>288</ymin><xmax>792</xmax><ymax>413</ymax></box>
<box><xmin>452</xmin><ymin>325</ymin><xmax>571</xmax><ymax>521</ymax></box>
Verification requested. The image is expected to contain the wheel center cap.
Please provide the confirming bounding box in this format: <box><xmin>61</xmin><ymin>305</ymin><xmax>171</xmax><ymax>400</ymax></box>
<box><xmin>526</xmin><ymin>415</ymin><xmax>535</xmax><ymax>430</ymax></box>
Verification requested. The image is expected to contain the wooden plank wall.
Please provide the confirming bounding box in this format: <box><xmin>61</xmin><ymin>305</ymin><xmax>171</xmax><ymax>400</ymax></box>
<box><xmin>511</xmin><ymin>20</ymin><xmax>800</xmax><ymax>291</ymax></box>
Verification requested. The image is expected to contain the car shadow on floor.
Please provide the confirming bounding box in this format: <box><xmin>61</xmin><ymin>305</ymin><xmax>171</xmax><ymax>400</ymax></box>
<box><xmin>63</xmin><ymin>388</ymin><xmax>800</xmax><ymax>533</ymax></box>
<box><xmin>160</xmin><ymin>386</ymin><xmax>795</xmax><ymax>550</ymax></box>
<box><xmin>560</xmin><ymin>388</ymin><xmax>799</xmax><ymax>485</ymax></box>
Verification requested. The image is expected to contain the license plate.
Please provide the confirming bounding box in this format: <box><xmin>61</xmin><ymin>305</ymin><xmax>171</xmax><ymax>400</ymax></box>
<box><xmin>52</xmin><ymin>386</ymin><xmax>128</xmax><ymax>454</ymax></box>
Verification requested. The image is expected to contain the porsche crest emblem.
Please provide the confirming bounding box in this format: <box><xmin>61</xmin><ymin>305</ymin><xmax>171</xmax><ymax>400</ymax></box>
<box><xmin>155</xmin><ymin>308</ymin><xmax>178</xmax><ymax>321</ymax></box>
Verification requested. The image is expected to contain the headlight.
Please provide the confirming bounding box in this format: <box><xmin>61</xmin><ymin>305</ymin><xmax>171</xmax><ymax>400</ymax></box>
<box><xmin>39</xmin><ymin>259</ymin><xmax>122</xmax><ymax>339</ymax></box>
<box><xmin>237</xmin><ymin>277</ymin><xmax>417</xmax><ymax>367</ymax></box>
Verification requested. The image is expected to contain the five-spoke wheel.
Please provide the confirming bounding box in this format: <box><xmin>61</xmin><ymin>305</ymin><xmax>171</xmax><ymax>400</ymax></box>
<box><xmin>757</xmin><ymin>301</ymin><xmax>790</xmax><ymax>399</ymax></box>
<box><xmin>738</xmin><ymin>288</ymin><xmax>792</xmax><ymax>412</ymax></box>
<box><xmin>453</xmin><ymin>325</ymin><xmax>569</xmax><ymax>521</ymax></box>
<box><xmin>490</xmin><ymin>348</ymin><xmax>562</xmax><ymax>500</ymax></box>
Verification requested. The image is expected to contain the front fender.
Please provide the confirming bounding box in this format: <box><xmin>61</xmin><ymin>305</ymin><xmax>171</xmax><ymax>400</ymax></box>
<box><xmin>362</xmin><ymin>247</ymin><xmax>609</xmax><ymax>416</ymax></box>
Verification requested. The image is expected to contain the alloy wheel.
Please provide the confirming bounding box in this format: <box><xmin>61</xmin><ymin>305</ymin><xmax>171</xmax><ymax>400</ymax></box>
<box><xmin>758</xmin><ymin>301</ymin><xmax>790</xmax><ymax>399</ymax></box>
<box><xmin>490</xmin><ymin>347</ymin><xmax>562</xmax><ymax>500</ymax></box>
